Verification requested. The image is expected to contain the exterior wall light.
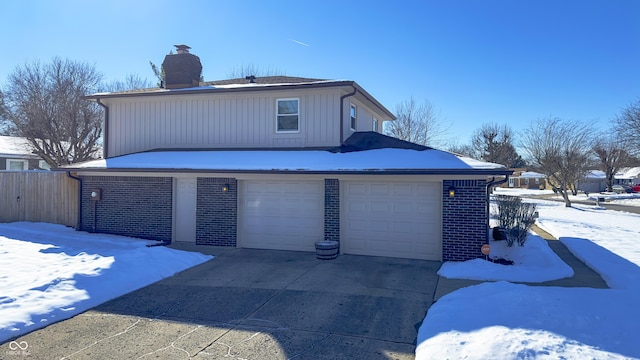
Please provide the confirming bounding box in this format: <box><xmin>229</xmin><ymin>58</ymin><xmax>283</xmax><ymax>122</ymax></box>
<box><xmin>448</xmin><ymin>186</ymin><xmax>456</xmax><ymax>198</ymax></box>
<box><xmin>222</xmin><ymin>183</ymin><xmax>229</xmax><ymax>192</ymax></box>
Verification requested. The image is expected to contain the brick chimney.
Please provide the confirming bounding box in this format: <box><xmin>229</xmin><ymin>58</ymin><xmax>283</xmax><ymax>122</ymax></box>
<box><xmin>162</xmin><ymin>45</ymin><xmax>202</xmax><ymax>89</ymax></box>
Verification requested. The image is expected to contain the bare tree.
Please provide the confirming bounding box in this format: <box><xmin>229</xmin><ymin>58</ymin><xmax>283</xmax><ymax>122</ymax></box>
<box><xmin>447</xmin><ymin>142</ymin><xmax>475</xmax><ymax>158</ymax></box>
<box><xmin>470</xmin><ymin>123</ymin><xmax>525</xmax><ymax>167</ymax></box>
<box><xmin>225</xmin><ymin>63</ymin><xmax>284</xmax><ymax>79</ymax></box>
<box><xmin>385</xmin><ymin>97</ymin><xmax>449</xmax><ymax>147</ymax></box>
<box><xmin>2</xmin><ymin>58</ymin><xmax>103</xmax><ymax>167</ymax></box>
<box><xmin>521</xmin><ymin>117</ymin><xmax>594</xmax><ymax>207</ymax></box>
<box><xmin>615</xmin><ymin>98</ymin><xmax>640</xmax><ymax>157</ymax></box>
<box><xmin>593</xmin><ymin>134</ymin><xmax>637</xmax><ymax>191</ymax></box>
<box><xmin>106</xmin><ymin>73</ymin><xmax>153</xmax><ymax>92</ymax></box>
<box><xmin>0</xmin><ymin>90</ymin><xmax>11</xmax><ymax>135</ymax></box>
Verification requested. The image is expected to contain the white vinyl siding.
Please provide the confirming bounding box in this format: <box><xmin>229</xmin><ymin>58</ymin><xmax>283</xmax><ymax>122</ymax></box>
<box><xmin>106</xmin><ymin>89</ymin><xmax>343</xmax><ymax>157</ymax></box>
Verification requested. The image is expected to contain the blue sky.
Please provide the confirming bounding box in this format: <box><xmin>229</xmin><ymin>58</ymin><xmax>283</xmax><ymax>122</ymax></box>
<box><xmin>1</xmin><ymin>0</ymin><xmax>639</xmax><ymax>145</ymax></box>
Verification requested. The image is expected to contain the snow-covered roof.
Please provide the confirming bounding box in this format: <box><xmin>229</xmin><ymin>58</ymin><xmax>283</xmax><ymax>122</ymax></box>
<box><xmin>615</xmin><ymin>167</ymin><xmax>640</xmax><ymax>180</ymax></box>
<box><xmin>585</xmin><ymin>170</ymin><xmax>606</xmax><ymax>179</ymax></box>
<box><xmin>519</xmin><ymin>171</ymin><xmax>546</xmax><ymax>178</ymax></box>
<box><xmin>0</xmin><ymin>136</ymin><xmax>38</xmax><ymax>158</ymax></box>
<box><xmin>60</xmin><ymin>148</ymin><xmax>510</xmax><ymax>175</ymax></box>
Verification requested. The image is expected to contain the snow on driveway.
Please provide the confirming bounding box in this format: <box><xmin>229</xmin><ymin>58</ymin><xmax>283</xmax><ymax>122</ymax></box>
<box><xmin>0</xmin><ymin>223</ymin><xmax>212</xmax><ymax>343</ymax></box>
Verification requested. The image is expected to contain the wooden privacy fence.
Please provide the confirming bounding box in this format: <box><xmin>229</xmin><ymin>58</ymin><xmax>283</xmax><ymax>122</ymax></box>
<box><xmin>0</xmin><ymin>171</ymin><xmax>78</xmax><ymax>227</ymax></box>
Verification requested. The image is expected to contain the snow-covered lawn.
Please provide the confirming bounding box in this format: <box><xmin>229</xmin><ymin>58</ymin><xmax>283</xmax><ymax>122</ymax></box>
<box><xmin>0</xmin><ymin>223</ymin><xmax>212</xmax><ymax>343</ymax></box>
<box><xmin>418</xmin><ymin>194</ymin><xmax>640</xmax><ymax>359</ymax></box>
<box><xmin>495</xmin><ymin>186</ymin><xmax>640</xmax><ymax>207</ymax></box>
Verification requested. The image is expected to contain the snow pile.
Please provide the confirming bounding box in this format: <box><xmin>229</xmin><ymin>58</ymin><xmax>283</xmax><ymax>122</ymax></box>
<box><xmin>418</xmin><ymin>195</ymin><xmax>640</xmax><ymax>359</ymax></box>
<box><xmin>438</xmin><ymin>234</ymin><xmax>573</xmax><ymax>282</ymax></box>
<box><xmin>0</xmin><ymin>223</ymin><xmax>212</xmax><ymax>342</ymax></box>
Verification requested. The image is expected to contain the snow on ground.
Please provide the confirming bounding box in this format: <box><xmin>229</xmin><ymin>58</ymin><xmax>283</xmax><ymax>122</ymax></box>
<box><xmin>0</xmin><ymin>223</ymin><xmax>212</xmax><ymax>343</ymax></box>
<box><xmin>495</xmin><ymin>186</ymin><xmax>640</xmax><ymax>207</ymax></box>
<box><xmin>438</xmin><ymin>234</ymin><xmax>573</xmax><ymax>282</ymax></box>
<box><xmin>418</xmin><ymin>192</ymin><xmax>640</xmax><ymax>360</ymax></box>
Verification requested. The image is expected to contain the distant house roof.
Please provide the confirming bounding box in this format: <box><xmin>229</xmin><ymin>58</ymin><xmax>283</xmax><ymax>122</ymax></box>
<box><xmin>0</xmin><ymin>136</ymin><xmax>38</xmax><ymax>158</ymax></box>
<box><xmin>519</xmin><ymin>171</ymin><xmax>546</xmax><ymax>178</ymax></box>
<box><xmin>585</xmin><ymin>170</ymin><xmax>606</xmax><ymax>179</ymax></box>
<box><xmin>84</xmin><ymin>76</ymin><xmax>396</xmax><ymax>121</ymax></box>
<box><xmin>615</xmin><ymin>167</ymin><xmax>640</xmax><ymax>180</ymax></box>
<box><xmin>59</xmin><ymin>132</ymin><xmax>510</xmax><ymax>175</ymax></box>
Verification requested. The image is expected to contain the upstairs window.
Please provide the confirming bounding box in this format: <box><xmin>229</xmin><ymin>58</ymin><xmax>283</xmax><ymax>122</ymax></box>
<box><xmin>350</xmin><ymin>104</ymin><xmax>357</xmax><ymax>131</ymax></box>
<box><xmin>276</xmin><ymin>98</ymin><xmax>299</xmax><ymax>132</ymax></box>
<box><xmin>372</xmin><ymin>118</ymin><xmax>378</xmax><ymax>132</ymax></box>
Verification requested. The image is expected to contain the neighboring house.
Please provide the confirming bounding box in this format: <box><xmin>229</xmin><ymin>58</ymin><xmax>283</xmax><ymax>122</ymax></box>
<box><xmin>0</xmin><ymin>136</ymin><xmax>50</xmax><ymax>170</ymax></box>
<box><xmin>502</xmin><ymin>169</ymin><xmax>546</xmax><ymax>190</ymax></box>
<box><xmin>576</xmin><ymin>170</ymin><xmax>606</xmax><ymax>193</ymax></box>
<box><xmin>615</xmin><ymin>167</ymin><xmax>640</xmax><ymax>186</ymax></box>
<box><xmin>59</xmin><ymin>45</ymin><xmax>511</xmax><ymax>262</ymax></box>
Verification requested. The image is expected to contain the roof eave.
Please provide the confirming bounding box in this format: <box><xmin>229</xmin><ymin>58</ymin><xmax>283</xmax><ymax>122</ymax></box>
<box><xmin>83</xmin><ymin>80</ymin><xmax>396</xmax><ymax>121</ymax></box>
<box><xmin>56</xmin><ymin>167</ymin><xmax>512</xmax><ymax>176</ymax></box>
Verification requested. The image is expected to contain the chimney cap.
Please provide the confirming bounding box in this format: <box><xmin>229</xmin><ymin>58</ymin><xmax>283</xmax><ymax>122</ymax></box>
<box><xmin>174</xmin><ymin>44</ymin><xmax>191</xmax><ymax>53</ymax></box>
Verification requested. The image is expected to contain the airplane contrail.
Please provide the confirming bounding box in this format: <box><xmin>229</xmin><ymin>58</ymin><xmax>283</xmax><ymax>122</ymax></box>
<box><xmin>289</xmin><ymin>39</ymin><xmax>310</xmax><ymax>47</ymax></box>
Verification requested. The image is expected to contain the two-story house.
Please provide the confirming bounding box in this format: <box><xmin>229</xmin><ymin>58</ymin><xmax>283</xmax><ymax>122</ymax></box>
<box><xmin>61</xmin><ymin>45</ymin><xmax>511</xmax><ymax>262</ymax></box>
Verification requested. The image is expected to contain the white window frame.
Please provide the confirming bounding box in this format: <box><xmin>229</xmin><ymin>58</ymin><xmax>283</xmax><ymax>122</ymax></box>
<box><xmin>276</xmin><ymin>98</ymin><xmax>300</xmax><ymax>133</ymax></box>
<box><xmin>508</xmin><ymin>177</ymin><xmax>515</xmax><ymax>188</ymax></box>
<box><xmin>6</xmin><ymin>159</ymin><xmax>29</xmax><ymax>170</ymax></box>
<box><xmin>350</xmin><ymin>104</ymin><xmax>357</xmax><ymax>131</ymax></box>
<box><xmin>372</xmin><ymin>118</ymin><xmax>378</xmax><ymax>132</ymax></box>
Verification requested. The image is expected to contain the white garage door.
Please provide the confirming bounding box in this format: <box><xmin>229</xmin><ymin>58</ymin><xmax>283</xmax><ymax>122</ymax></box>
<box><xmin>343</xmin><ymin>181</ymin><xmax>441</xmax><ymax>260</ymax></box>
<box><xmin>240</xmin><ymin>180</ymin><xmax>323</xmax><ymax>252</ymax></box>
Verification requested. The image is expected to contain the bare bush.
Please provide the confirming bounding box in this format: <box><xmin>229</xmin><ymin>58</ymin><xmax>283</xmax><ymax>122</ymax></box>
<box><xmin>494</xmin><ymin>195</ymin><xmax>537</xmax><ymax>247</ymax></box>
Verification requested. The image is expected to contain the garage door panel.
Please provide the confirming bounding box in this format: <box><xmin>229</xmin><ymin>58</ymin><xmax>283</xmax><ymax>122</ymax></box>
<box><xmin>241</xmin><ymin>180</ymin><xmax>323</xmax><ymax>252</ymax></box>
<box><xmin>343</xmin><ymin>181</ymin><xmax>441</xmax><ymax>261</ymax></box>
<box><xmin>392</xmin><ymin>183</ymin><xmax>413</xmax><ymax>195</ymax></box>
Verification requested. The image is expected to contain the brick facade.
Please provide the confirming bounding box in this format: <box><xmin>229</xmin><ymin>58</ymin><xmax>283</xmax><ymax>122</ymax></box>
<box><xmin>324</xmin><ymin>179</ymin><xmax>340</xmax><ymax>243</ymax></box>
<box><xmin>77</xmin><ymin>174</ymin><xmax>491</xmax><ymax>261</ymax></box>
<box><xmin>79</xmin><ymin>176</ymin><xmax>172</xmax><ymax>242</ymax></box>
<box><xmin>442</xmin><ymin>179</ymin><xmax>488</xmax><ymax>261</ymax></box>
<box><xmin>196</xmin><ymin>178</ymin><xmax>237</xmax><ymax>246</ymax></box>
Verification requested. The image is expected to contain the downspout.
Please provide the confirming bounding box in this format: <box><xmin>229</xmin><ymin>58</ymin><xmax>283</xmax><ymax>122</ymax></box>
<box><xmin>66</xmin><ymin>171</ymin><xmax>82</xmax><ymax>230</ymax></box>
<box><xmin>96</xmin><ymin>98</ymin><xmax>109</xmax><ymax>159</ymax></box>
<box><xmin>339</xmin><ymin>85</ymin><xmax>357</xmax><ymax>144</ymax></box>
<box><xmin>485</xmin><ymin>175</ymin><xmax>509</xmax><ymax>241</ymax></box>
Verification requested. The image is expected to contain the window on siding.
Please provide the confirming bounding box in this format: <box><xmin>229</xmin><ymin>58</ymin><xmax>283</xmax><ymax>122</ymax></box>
<box><xmin>276</xmin><ymin>98</ymin><xmax>299</xmax><ymax>132</ymax></box>
<box><xmin>350</xmin><ymin>104</ymin><xmax>357</xmax><ymax>131</ymax></box>
<box><xmin>38</xmin><ymin>160</ymin><xmax>51</xmax><ymax>170</ymax></box>
<box><xmin>6</xmin><ymin>159</ymin><xmax>28</xmax><ymax>170</ymax></box>
<box><xmin>372</xmin><ymin>118</ymin><xmax>378</xmax><ymax>132</ymax></box>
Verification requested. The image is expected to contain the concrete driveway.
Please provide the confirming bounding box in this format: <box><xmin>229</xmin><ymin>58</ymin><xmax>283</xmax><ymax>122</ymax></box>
<box><xmin>3</xmin><ymin>246</ymin><xmax>440</xmax><ymax>359</ymax></box>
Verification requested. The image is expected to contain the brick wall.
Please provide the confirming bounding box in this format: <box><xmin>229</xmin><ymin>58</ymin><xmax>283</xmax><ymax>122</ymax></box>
<box><xmin>324</xmin><ymin>179</ymin><xmax>340</xmax><ymax>243</ymax></box>
<box><xmin>80</xmin><ymin>176</ymin><xmax>172</xmax><ymax>242</ymax></box>
<box><xmin>196</xmin><ymin>178</ymin><xmax>237</xmax><ymax>246</ymax></box>
<box><xmin>442</xmin><ymin>179</ymin><xmax>488</xmax><ymax>261</ymax></box>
